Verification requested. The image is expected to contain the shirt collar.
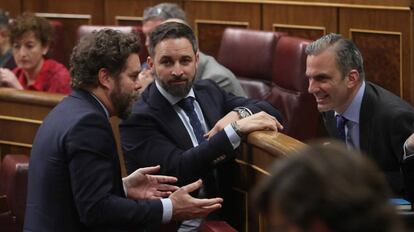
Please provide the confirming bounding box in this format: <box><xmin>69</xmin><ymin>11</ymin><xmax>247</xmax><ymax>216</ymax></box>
<box><xmin>335</xmin><ymin>81</ymin><xmax>365</xmax><ymax>123</ymax></box>
<box><xmin>90</xmin><ymin>93</ymin><xmax>110</xmax><ymax>118</ymax></box>
<box><xmin>155</xmin><ymin>80</ymin><xmax>195</xmax><ymax>105</ymax></box>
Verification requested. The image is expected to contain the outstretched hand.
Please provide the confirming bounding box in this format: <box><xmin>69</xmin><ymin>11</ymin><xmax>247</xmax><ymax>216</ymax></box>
<box><xmin>122</xmin><ymin>165</ymin><xmax>179</xmax><ymax>200</ymax></box>
<box><xmin>170</xmin><ymin>179</ymin><xmax>223</xmax><ymax>221</ymax></box>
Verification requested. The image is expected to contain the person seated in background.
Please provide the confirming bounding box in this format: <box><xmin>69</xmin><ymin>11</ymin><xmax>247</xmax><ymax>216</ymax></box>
<box><xmin>139</xmin><ymin>2</ymin><xmax>246</xmax><ymax>97</ymax></box>
<box><xmin>120</xmin><ymin>21</ymin><xmax>283</xmax><ymax>231</ymax></box>
<box><xmin>0</xmin><ymin>9</ymin><xmax>15</xmax><ymax>69</ymax></box>
<box><xmin>254</xmin><ymin>142</ymin><xmax>405</xmax><ymax>232</ymax></box>
<box><xmin>306</xmin><ymin>33</ymin><xmax>414</xmax><ymax>199</ymax></box>
<box><xmin>24</xmin><ymin>28</ymin><xmax>223</xmax><ymax>232</ymax></box>
<box><xmin>0</xmin><ymin>13</ymin><xmax>71</xmax><ymax>94</ymax></box>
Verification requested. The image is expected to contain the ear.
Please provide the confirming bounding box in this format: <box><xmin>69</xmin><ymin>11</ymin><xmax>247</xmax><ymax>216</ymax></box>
<box><xmin>42</xmin><ymin>44</ymin><xmax>50</xmax><ymax>56</ymax></box>
<box><xmin>97</xmin><ymin>68</ymin><xmax>112</xmax><ymax>90</ymax></box>
<box><xmin>346</xmin><ymin>69</ymin><xmax>360</xmax><ymax>89</ymax></box>
<box><xmin>147</xmin><ymin>56</ymin><xmax>154</xmax><ymax>70</ymax></box>
<box><xmin>195</xmin><ymin>50</ymin><xmax>199</xmax><ymax>69</ymax></box>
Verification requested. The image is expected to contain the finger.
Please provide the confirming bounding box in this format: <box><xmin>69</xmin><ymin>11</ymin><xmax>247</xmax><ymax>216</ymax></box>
<box><xmin>180</xmin><ymin>179</ymin><xmax>203</xmax><ymax>193</ymax></box>
<box><xmin>193</xmin><ymin>197</ymin><xmax>223</xmax><ymax>207</ymax></box>
<box><xmin>151</xmin><ymin>191</ymin><xmax>173</xmax><ymax>199</ymax></box>
<box><xmin>275</xmin><ymin>120</ymin><xmax>284</xmax><ymax>130</ymax></box>
<box><xmin>156</xmin><ymin>184</ymin><xmax>179</xmax><ymax>192</ymax></box>
<box><xmin>136</xmin><ymin>165</ymin><xmax>161</xmax><ymax>175</ymax></box>
<box><xmin>151</xmin><ymin>175</ymin><xmax>178</xmax><ymax>183</ymax></box>
<box><xmin>202</xmin><ymin>203</ymin><xmax>222</xmax><ymax>210</ymax></box>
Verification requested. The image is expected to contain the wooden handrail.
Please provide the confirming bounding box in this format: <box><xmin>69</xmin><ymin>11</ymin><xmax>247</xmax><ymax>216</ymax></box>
<box><xmin>247</xmin><ymin>130</ymin><xmax>306</xmax><ymax>157</ymax></box>
<box><xmin>0</xmin><ymin>88</ymin><xmax>65</xmax><ymax>107</ymax></box>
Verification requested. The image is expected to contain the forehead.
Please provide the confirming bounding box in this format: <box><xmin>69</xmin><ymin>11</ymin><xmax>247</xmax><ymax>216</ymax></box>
<box><xmin>306</xmin><ymin>49</ymin><xmax>339</xmax><ymax>76</ymax></box>
<box><xmin>142</xmin><ymin>19</ymin><xmax>163</xmax><ymax>34</ymax></box>
<box><xmin>154</xmin><ymin>38</ymin><xmax>195</xmax><ymax>58</ymax></box>
<box><xmin>123</xmin><ymin>53</ymin><xmax>140</xmax><ymax>72</ymax></box>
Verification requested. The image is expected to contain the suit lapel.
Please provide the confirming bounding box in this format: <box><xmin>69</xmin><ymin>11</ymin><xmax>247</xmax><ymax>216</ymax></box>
<box><xmin>145</xmin><ymin>84</ymin><xmax>194</xmax><ymax>148</ymax></box>
<box><xmin>322</xmin><ymin>111</ymin><xmax>338</xmax><ymax>138</ymax></box>
<box><xmin>359</xmin><ymin>83</ymin><xmax>374</xmax><ymax>155</ymax></box>
<box><xmin>194</xmin><ymin>84</ymin><xmax>222</xmax><ymax>128</ymax></box>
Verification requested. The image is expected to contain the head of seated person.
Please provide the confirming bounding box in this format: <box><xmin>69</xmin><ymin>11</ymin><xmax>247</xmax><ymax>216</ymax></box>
<box><xmin>142</xmin><ymin>3</ymin><xmax>186</xmax><ymax>49</ymax></box>
<box><xmin>254</xmin><ymin>141</ymin><xmax>404</xmax><ymax>232</ymax></box>
<box><xmin>0</xmin><ymin>12</ymin><xmax>71</xmax><ymax>94</ymax></box>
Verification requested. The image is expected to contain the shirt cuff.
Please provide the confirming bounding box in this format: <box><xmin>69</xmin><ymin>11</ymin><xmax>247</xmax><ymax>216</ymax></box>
<box><xmin>122</xmin><ymin>181</ymin><xmax>128</xmax><ymax>197</ymax></box>
<box><xmin>224</xmin><ymin>124</ymin><xmax>241</xmax><ymax>149</ymax></box>
<box><xmin>403</xmin><ymin>140</ymin><xmax>414</xmax><ymax>161</ymax></box>
<box><xmin>161</xmin><ymin>198</ymin><xmax>173</xmax><ymax>223</ymax></box>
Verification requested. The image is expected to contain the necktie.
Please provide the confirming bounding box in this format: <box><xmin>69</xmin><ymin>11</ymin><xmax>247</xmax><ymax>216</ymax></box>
<box><xmin>336</xmin><ymin>114</ymin><xmax>348</xmax><ymax>142</ymax></box>
<box><xmin>177</xmin><ymin>97</ymin><xmax>205</xmax><ymax>144</ymax></box>
<box><xmin>177</xmin><ymin>97</ymin><xmax>218</xmax><ymax>198</ymax></box>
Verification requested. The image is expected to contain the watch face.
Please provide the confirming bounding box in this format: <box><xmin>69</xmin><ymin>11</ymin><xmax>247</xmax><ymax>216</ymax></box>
<box><xmin>240</xmin><ymin>109</ymin><xmax>250</xmax><ymax>118</ymax></box>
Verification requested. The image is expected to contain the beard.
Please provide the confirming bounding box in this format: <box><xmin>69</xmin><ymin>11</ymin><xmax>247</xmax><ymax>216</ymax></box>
<box><xmin>110</xmin><ymin>82</ymin><xmax>137</xmax><ymax>120</ymax></box>
<box><xmin>154</xmin><ymin>71</ymin><xmax>195</xmax><ymax>98</ymax></box>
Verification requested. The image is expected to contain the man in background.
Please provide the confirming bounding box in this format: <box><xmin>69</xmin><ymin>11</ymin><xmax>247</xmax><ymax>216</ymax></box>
<box><xmin>139</xmin><ymin>2</ymin><xmax>246</xmax><ymax>97</ymax></box>
<box><xmin>306</xmin><ymin>33</ymin><xmax>414</xmax><ymax>199</ymax></box>
<box><xmin>24</xmin><ymin>29</ymin><xmax>222</xmax><ymax>232</ymax></box>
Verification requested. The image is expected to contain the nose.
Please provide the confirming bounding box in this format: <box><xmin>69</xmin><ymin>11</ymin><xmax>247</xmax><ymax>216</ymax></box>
<box><xmin>145</xmin><ymin>36</ymin><xmax>150</xmax><ymax>48</ymax></box>
<box><xmin>134</xmin><ymin>77</ymin><xmax>142</xmax><ymax>90</ymax></box>
<box><xmin>308</xmin><ymin>78</ymin><xmax>316</xmax><ymax>94</ymax></box>
<box><xmin>171</xmin><ymin>63</ymin><xmax>184</xmax><ymax>77</ymax></box>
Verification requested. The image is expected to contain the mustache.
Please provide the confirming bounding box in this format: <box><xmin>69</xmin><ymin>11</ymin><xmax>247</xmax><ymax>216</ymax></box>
<box><xmin>171</xmin><ymin>74</ymin><xmax>185</xmax><ymax>81</ymax></box>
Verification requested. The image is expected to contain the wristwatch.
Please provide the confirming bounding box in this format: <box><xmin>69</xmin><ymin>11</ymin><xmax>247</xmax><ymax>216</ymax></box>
<box><xmin>233</xmin><ymin>107</ymin><xmax>251</xmax><ymax>119</ymax></box>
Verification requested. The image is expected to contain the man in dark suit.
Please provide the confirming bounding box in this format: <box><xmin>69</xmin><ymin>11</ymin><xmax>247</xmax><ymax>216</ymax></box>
<box><xmin>24</xmin><ymin>29</ymin><xmax>223</xmax><ymax>232</ymax></box>
<box><xmin>306</xmin><ymin>33</ymin><xmax>414</xmax><ymax>198</ymax></box>
<box><xmin>120</xmin><ymin>22</ymin><xmax>283</xmax><ymax>231</ymax></box>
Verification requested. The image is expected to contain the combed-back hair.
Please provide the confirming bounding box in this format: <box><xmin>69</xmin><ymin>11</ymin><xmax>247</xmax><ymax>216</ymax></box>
<box><xmin>143</xmin><ymin>3</ymin><xmax>186</xmax><ymax>23</ymax></box>
<box><xmin>306</xmin><ymin>33</ymin><xmax>365</xmax><ymax>80</ymax></box>
<box><xmin>70</xmin><ymin>29</ymin><xmax>140</xmax><ymax>90</ymax></box>
<box><xmin>148</xmin><ymin>21</ymin><xmax>197</xmax><ymax>58</ymax></box>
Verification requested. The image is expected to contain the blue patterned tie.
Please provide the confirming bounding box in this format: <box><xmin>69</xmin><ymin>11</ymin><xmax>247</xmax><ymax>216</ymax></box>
<box><xmin>177</xmin><ymin>97</ymin><xmax>205</xmax><ymax>144</ymax></box>
<box><xmin>336</xmin><ymin>114</ymin><xmax>348</xmax><ymax>142</ymax></box>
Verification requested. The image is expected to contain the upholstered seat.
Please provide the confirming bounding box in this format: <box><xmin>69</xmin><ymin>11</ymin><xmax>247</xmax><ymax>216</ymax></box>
<box><xmin>0</xmin><ymin>154</ymin><xmax>29</xmax><ymax>231</ymax></box>
<box><xmin>217</xmin><ymin>28</ymin><xmax>319</xmax><ymax>141</ymax></box>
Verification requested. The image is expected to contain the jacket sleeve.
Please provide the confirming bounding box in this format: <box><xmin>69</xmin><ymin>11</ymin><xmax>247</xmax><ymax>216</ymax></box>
<box><xmin>66</xmin><ymin>112</ymin><xmax>163</xmax><ymax>229</ymax></box>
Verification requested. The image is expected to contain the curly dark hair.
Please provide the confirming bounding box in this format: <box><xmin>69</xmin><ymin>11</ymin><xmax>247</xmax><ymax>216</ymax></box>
<box><xmin>70</xmin><ymin>29</ymin><xmax>140</xmax><ymax>90</ymax></box>
<box><xmin>9</xmin><ymin>12</ymin><xmax>54</xmax><ymax>46</ymax></box>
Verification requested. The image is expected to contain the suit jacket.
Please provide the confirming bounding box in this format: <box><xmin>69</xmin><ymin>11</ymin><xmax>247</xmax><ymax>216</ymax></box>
<box><xmin>24</xmin><ymin>89</ymin><xmax>162</xmax><ymax>232</ymax></box>
<box><xmin>196</xmin><ymin>52</ymin><xmax>247</xmax><ymax>97</ymax></box>
<box><xmin>323</xmin><ymin>82</ymin><xmax>414</xmax><ymax>195</ymax></box>
<box><xmin>120</xmin><ymin>80</ymin><xmax>282</xmax><ymax>190</ymax></box>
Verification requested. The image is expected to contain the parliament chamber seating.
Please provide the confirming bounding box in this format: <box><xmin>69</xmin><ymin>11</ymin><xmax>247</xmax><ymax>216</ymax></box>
<box><xmin>76</xmin><ymin>25</ymin><xmax>149</xmax><ymax>64</ymax></box>
<box><xmin>0</xmin><ymin>154</ymin><xmax>29</xmax><ymax>232</ymax></box>
<box><xmin>47</xmin><ymin>20</ymin><xmax>66</xmax><ymax>65</ymax></box>
<box><xmin>217</xmin><ymin>28</ymin><xmax>319</xmax><ymax>141</ymax></box>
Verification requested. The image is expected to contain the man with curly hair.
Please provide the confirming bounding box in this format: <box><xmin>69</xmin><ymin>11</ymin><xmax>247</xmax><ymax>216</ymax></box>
<box><xmin>24</xmin><ymin>29</ymin><xmax>223</xmax><ymax>232</ymax></box>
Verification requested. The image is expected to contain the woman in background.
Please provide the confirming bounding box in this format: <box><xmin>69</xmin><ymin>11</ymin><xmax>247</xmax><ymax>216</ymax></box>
<box><xmin>0</xmin><ymin>13</ymin><xmax>70</xmax><ymax>94</ymax></box>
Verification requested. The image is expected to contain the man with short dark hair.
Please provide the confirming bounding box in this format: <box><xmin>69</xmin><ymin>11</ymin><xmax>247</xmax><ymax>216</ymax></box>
<box><xmin>120</xmin><ymin>21</ymin><xmax>283</xmax><ymax>231</ymax></box>
<box><xmin>24</xmin><ymin>29</ymin><xmax>223</xmax><ymax>232</ymax></box>
<box><xmin>139</xmin><ymin>2</ymin><xmax>246</xmax><ymax>97</ymax></box>
<box><xmin>306</xmin><ymin>33</ymin><xmax>414</xmax><ymax>198</ymax></box>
